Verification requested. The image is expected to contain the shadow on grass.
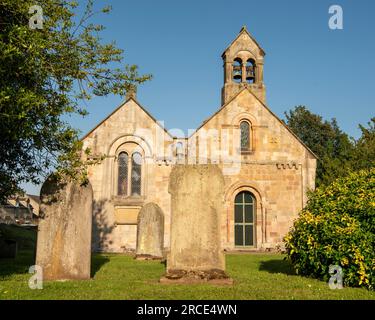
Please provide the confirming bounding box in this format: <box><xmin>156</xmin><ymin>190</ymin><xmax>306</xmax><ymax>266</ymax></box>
<box><xmin>91</xmin><ymin>254</ymin><xmax>110</xmax><ymax>277</ymax></box>
<box><xmin>259</xmin><ymin>259</ymin><xmax>296</xmax><ymax>276</ymax></box>
<box><xmin>0</xmin><ymin>225</ymin><xmax>37</xmax><ymax>278</ymax></box>
<box><xmin>0</xmin><ymin>250</ymin><xmax>35</xmax><ymax>278</ymax></box>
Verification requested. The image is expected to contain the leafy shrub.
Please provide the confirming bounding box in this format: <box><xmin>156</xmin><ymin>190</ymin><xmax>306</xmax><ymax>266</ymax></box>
<box><xmin>284</xmin><ymin>168</ymin><xmax>375</xmax><ymax>290</ymax></box>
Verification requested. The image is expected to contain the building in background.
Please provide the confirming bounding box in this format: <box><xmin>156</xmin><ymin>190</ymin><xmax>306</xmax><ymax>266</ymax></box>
<box><xmin>0</xmin><ymin>194</ymin><xmax>39</xmax><ymax>226</ymax></box>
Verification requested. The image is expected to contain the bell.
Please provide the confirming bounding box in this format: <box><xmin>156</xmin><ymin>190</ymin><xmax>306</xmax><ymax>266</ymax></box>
<box><xmin>246</xmin><ymin>66</ymin><xmax>255</xmax><ymax>82</ymax></box>
<box><xmin>246</xmin><ymin>74</ymin><xmax>255</xmax><ymax>82</ymax></box>
<box><xmin>233</xmin><ymin>73</ymin><xmax>242</xmax><ymax>80</ymax></box>
<box><xmin>233</xmin><ymin>65</ymin><xmax>242</xmax><ymax>80</ymax></box>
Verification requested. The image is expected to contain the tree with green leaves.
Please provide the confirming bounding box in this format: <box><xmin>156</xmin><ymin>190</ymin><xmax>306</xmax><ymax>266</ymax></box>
<box><xmin>0</xmin><ymin>0</ymin><xmax>152</xmax><ymax>201</ymax></box>
<box><xmin>352</xmin><ymin>118</ymin><xmax>375</xmax><ymax>171</ymax></box>
<box><xmin>284</xmin><ymin>168</ymin><xmax>375</xmax><ymax>290</ymax></box>
<box><xmin>284</xmin><ymin>106</ymin><xmax>355</xmax><ymax>187</ymax></box>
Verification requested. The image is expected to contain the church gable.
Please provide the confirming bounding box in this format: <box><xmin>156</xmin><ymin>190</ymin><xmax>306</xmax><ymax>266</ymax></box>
<box><xmin>82</xmin><ymin>98</ymin><xmax>173</xmax><ymax>157</ymax></box>
<box><xmin>191</xmin><ymin>89</ymin><xmax>316</xmax><ymax>162</ymax></box>
<box><xmin>222</xmin><ymin>26</ymin><xmax>265</xmax><ymax>61</ymax></box>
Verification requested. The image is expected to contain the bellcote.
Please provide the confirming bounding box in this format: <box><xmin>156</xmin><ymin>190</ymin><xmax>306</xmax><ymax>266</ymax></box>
<box><xmin>221</xmin><ymin>26</ymin><xmax>266</xmax><ymax>105</ymax></box>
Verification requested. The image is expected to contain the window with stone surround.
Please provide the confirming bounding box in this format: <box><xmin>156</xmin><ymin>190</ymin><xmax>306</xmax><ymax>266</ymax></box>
<box><xmin>131</xmin><ymin>152</ymin><xmax>142</xmax><ymax>196</ymax></box>
<box><xmin>240</xmin><ymin>120</ymin><xmax>251</xmax><ymax>151</ymax></box>
<box><xmin>117</xmin><ymin>152</ymin><xmax>128</xmax><ymax>196</ymax></box>
<box><xmin>116</xmin><ymin>147</ymin><xmax>143</xmax><ymax>197</ymax></box>
<box><xmin>234</xmin><ymin>191</ymin><xmax>255</xmax><ymax>246</ymax></box>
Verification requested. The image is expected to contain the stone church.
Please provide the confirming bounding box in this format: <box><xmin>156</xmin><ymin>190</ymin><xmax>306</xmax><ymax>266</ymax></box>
<box><xmin>81</xmin><ymin>27</ymin><xmax>317</xmax><ymax>253</ymax></box>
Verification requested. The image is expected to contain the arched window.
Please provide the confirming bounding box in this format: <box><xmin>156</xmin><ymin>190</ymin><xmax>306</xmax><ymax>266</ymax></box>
<box><xmin>175</xmin><ymin>142</ymin><xmax>183</xmax><ymax>156</ymax></box>
<box><xmin>117</xmin><ymin>152</ymin><xmax>128</xmax><ymax>196</ymax></box>
<box><xmin>175</xmin><ymin>142</ymin><xmax>185</xmax><ymax>163</ymax></box>
<box><xmin>233</xmin><ymin>58</ymin><xmax>242</xmax><ymax>83</ymax></box>
<box><xmin>246</xmin><ymin>59</ymin><xmax>256</xmax><ymax>84</ymax></box>
<box><xmin>234</xmin><ymin>191</ymin><xmax>255</xmax><ymax>246</ymax></box>
<box><xmin>240</xmin><ymin>121</ymin><xmax>251</xmax><ymax>151</ymax></box>
<box><xmin>131</xmin><ymin>152</ymin><xmax>142</xmax><ymax>196</ymax></box>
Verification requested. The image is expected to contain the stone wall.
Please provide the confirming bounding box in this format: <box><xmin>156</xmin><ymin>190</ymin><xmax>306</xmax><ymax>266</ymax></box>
<box><xmin>83</xmin><ymin>99</ymin><xmax>173</xmax><ymax>252</ymax></box>
<box><xmin>190</xmin><ymin>89</ymin><xmax>317</xmax><ymax>249</ymax></box>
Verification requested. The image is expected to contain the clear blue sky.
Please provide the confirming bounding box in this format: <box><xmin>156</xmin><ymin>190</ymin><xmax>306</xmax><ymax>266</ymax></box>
<box><xmin>24</xmin><ymin>0</ymin><xmax>375</xmax><ymax>195</ymax></box>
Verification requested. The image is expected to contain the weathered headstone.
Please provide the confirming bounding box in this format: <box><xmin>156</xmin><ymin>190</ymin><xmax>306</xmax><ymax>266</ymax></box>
<box><xmin>36</xmin><ymin>176</ymin><xmax>93</xmax><ymax>280</ymax></box>
<box><xmin>135</xmin><ymin>203</ymin><xmax>164</xmax><ymax>260</ymax></box>
<box><xmin>161</xmin><ymin>164</ymin><xmax>232</xmax><ymax>284</ymax></box>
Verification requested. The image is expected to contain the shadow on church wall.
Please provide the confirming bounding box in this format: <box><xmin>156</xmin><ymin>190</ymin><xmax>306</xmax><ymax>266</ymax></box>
<box><xmin>92</xmin><ymin>199</ymin><xmax>115</xmax><ymax>253</ymax></box>
<box><xmin>91</xmin><ymin>200</ymin><xmax>115</xmax><ymax>276</ymax></box>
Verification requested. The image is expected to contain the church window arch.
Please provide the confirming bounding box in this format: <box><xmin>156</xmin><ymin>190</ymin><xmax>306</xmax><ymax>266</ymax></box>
<box><xmin>117</xmin><ymin>152</ymin><xmax>129</xmax><ymax>196</ymax></box>
<box><xmin>116</xmin><ymin>144</ymin><xmax>144</xmax><ymax>197</ymax></box>
<box><xmin>240</xmin><ymin>120</ymin><xmax>251</xmax><ymax>151</ymax></box>
<box><xmin>131</xmin><ymin>152</ymin><xmax>142</xmax><ymax>196</ymax></box>
<box><xmin>234</xmin><ymin>191</ymin><xmax>256</xmax><ymax>246</ymax></box>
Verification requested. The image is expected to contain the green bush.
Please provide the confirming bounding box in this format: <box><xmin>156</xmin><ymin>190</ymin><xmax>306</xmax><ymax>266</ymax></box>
<box><xmin>284</xmin><ymin>168</ymin><xmax>375</xmax><ymax>290</ymax></box>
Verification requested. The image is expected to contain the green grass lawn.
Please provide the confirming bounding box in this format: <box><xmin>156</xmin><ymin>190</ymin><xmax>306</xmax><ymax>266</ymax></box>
<box><xmin>1</xmin><ymin>250</ymin><xmax>375</xmax><ymax>300</ymax></box>
<box><xmin>1</xmin><ymin>224</ymin><xmax>374</xmax><ymax>300</ymax></box>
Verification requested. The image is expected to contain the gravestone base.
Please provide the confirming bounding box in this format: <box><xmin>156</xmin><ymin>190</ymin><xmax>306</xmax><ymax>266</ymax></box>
<box><xmin>160</xmin><ymin>269</ymin><xmax>233</xmax><ymax>285</ymax></box>
<box><xmin>135</xmin><ymin>254</ymin><xmax>164</xmax><ymax>261</ymax></box>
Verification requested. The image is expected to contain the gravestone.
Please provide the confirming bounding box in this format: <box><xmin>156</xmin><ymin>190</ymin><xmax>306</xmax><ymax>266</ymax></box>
<box><xmin>161</xmin><ymin>164</ymin><xmax>232</xmax><ymax>284</ymax></box>
<box><xmin>135</xmin><ymin>202</ymin><xmax>164</xmax><ymax>260</ymax></box>
<box><xmin>36</xmin><ymin>175</ymin><xmax>93</xmax><ymax>280</ymax></box>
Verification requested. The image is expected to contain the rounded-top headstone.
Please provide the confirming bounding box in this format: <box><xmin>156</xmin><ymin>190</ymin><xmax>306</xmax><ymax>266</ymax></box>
<box><xmin>136</xmin><ymin>202</ymin><xmax>164</xmax><ymax>259</ymax></box>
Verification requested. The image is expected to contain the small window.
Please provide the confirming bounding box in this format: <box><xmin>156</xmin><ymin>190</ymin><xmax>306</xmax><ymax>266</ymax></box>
<box><xmin>175</xmin><ymin>142</ymin><xmax>184</xmax><ymax>162</ymax></box>
<box><xmin>175</xmin><ymin>142</ymin><xmax>183</xmax><ymax>156</ymax></box>
<box><xmin>240</xmin><ymin>121</ymin><xmax>251</xmax><ymax>151</ymax></box>
<box><xmin>131</xmin><ymin>152</ymin><xmax>142</xmax><ymax>196</ymax></box>
<box><xmin>118</xmin><ymin>152</ymin><xmax>128</xmax><ymax>196</ymax></box>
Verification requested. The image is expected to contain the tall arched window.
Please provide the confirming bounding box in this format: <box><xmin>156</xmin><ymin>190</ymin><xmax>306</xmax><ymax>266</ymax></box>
<box><xmin>175</xmin><ymin>142</ymin><xmax>185</xmax><ymax>163</ymax></box>
<box><xmin>240</xmin><ymin>121</ymin><xmax>251</xmax><ymax>151</ymax></box>
<box><xmin>233</xmin><ymin>58</ymin><xmax>242</xmax><ymax>83</ymax></box>
<box><xmin>131</xmin><ymin>152</ymin><xmax>142</xmax><ymax>196</ymax></box>
<box><xmin>234</xmin><ymin>191</ymin><xmax>255</xmax><ymax>246</ymax></box>
<box><xmin>117</xmin><ymin>152</ymin><xmax>128</xmax><ymax>196</ymax></box>
<box><xmin>175</xmin><ymin>142</ymin><xmax>183</xmax><ymax>156</ymax></box>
